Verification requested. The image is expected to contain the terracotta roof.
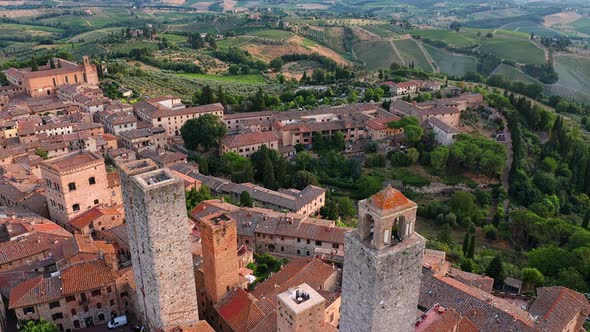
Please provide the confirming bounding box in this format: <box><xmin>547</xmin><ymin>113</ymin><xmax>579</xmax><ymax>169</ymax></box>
<box><xmin>9</xmin><ymin>276</ymin><xmax>62</xmax><ymax>309</ymax></box>
<box><xmin>371</xmin><ymin>184</ymin><xmax>417</xmax><ymax>211</ymax></box>
<box><xmin>41</xmin><ymin>150</ymin><xmax>103</xmax><ymax>173</ymax></box>
<box><xmin>0</xmin><ymin>232</ymin><xmax>70</xmax><ymax>265</ymax></box>
<box><xmin>250</xmin><ymin>258</ymin><xmax>337</xmax><ymax>301</ymax></box>
<box><xmin>60</xmin><ymin>260</ymin><xmax>116</xmax><ymax>295</ymax></box>
<box><xmin>68</xmin><ymin>206</ymin><xmax>122</xmax><ymax>230</ymax></box>
<box><xmin>529</xmin><ymin>286</ymin><xmax>590</xmax><ymax>332</ymax></box>
<box><xmin>223</xmin><ymin>111</ymin><xmax>273</xmax><ymax>120</ymax></box>
<box><xmin>448</xmin><ymin>268</ymin><xmax>494</xmax><ymax>294</ymax></box>
<box><xmin>420</xmin><ymin>268</ymin><xmax>534</xmax><ymax>331</ymax></box>
<box><xmin>417</xmin><ymin>307</ymin><xmax>464</xmax><ymax>332</ymax></box>
<box><xmin>220</xmin><ymin>131</ymin><xmax>278</xmax><ymax>149</ymax></box>
<box><xmin>216</xmin><ymin>288</ymin><xmax>266</xmax><ymax>332</ymax></box>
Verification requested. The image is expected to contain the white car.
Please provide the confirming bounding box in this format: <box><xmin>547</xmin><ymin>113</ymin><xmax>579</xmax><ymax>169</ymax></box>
<box><xmin>107</xmin><ymin>315</ymin><xmax>128</xmax><ymax>329</ymax></box>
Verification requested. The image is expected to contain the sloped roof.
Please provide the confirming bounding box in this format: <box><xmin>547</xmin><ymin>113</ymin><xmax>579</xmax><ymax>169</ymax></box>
<box><xmin>370</xmin><ymin>184</ymin><xmax>417</xmax><ymax>211</ymax></box>
<box><xmin>0</xmin><ymin>232</ymin><xmax>70</xmax><ymax>265</ymax></box>
<box><xmin>529</xmin><ymin>286</ymin><xmax>590</xmax><ymax>332</ymax></box>
<box><xmin>220</xmin><ymin>131</ymin><xmax>278</xmax><ymax>149</ymax></box>
<box><xmin>60</xmin><ymin>260</ymin><xmax>117</xmax><ymax>295</ymax></box>
<box><xmin>9</xmin><ymin>276</ymin><xmax>62</xmax><ymax>309</ymax></box>
<box><xmin>216</xmin><ymin>288</ymin><xmax>266</xmax><ymax>332</ymax></box>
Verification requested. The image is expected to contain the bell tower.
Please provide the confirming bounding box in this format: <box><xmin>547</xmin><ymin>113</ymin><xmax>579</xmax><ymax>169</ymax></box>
<box><xmin>340</xmin><ymin>185</ymin><xmax>425</xmax><ymax>332</ymax></box>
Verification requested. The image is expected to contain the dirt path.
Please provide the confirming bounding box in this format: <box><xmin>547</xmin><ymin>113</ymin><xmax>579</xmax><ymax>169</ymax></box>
<box><xmin>389</xmin><ymin>40</ymin><xmax>406</xmax><ymax>66</ymax></box>
<box><xmin>416</xmin><ymin>40</ymin><xmax>437</xmax><ymax>73</ymax></box>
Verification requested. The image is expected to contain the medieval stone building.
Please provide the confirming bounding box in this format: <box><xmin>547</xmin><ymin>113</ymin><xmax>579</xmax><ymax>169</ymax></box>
<box><xmin>340</xmin><ymin>185</ymin><xmax>426</xmax><ymax>332</ymax></box>
<box><xmin>119</xmin><ymin>160</ymin><xmax>199</xmax><ymax>331</ymax></box>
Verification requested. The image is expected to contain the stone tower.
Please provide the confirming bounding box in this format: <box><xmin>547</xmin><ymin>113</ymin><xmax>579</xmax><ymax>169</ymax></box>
<box><xmin>277</xmin><ymin>283</ymin><xmax>326</xmax><ymax>332</ymax></box>
<box><xmin>340</xmin><ymin>185</ymin><xmax>425</xmax><ymax>332</ymax></box>
<box><xmin>197</xmin><ymin>211</ymin><xmax>239</xmax><ymax>303</ymax></box>
<box><xmin>120</xmin><ymin>161</ymin><xmax>199</xmax><ymax>331</ymax></box>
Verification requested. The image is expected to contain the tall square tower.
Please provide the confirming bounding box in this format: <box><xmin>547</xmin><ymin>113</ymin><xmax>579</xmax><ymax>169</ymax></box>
<box><xmin>120</xmin><ymin>163</ymin><xmax>199</xmax><ymax>330</ymax></box>
<box><xmin>196</xmin><ymin>212</ymin><xmax>240</xmax><ymax>303</ymax></box>
<box><xmin>340</xmin><ymin>185</ymin><xmax>425</xmax><ymax>332</ymax></box>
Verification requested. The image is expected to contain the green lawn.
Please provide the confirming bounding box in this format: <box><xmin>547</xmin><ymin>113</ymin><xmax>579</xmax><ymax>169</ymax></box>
<box><xmin>217</xmin><ymin>36</ymin><xmax>253</xmax><ymax>48</ymax></box>
<box><xmin>175</xmin><ymin>73</ymin><xmax>267</xmax><ymax>85</ymax></box>
<box><xmin>478</xmin><ymin>38</ymin><xmax>545</xmax><ymax>64</ymax></box>
<box><xmin>360</xmin><ymin>24</ymin><xmax>399</xmax><ymax>38</ymax></box>
<box><xmin>571</xmin><ymin>17</ymin><xmax>590</xmax><ymax>35</ymax></box>
<box><xmin>67</xmin><ymin>28</ymin><xmax>124</xmax><ymax>42</ymax></box>
<box><xmin>490</xmin><ymin>64</ymin><xmax>542</xmax><ymax>85</ymax></box>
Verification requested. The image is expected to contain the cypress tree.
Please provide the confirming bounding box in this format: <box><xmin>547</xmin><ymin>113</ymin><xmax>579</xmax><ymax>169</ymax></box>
<box><xmin>31</xmin><ymin>57</ymin><xmax>39</xmax><ymax>71</ymax></box>
<box><xmin>467</xmin><ymin>233</ymin><xmax>475</xmax><ymax>259</ymax></box>
<box><xmin>462</xmin><ymin>231</ymin><xmax>470</xmax><ymax>256</ymax></box>
<box><xmin>582</xmin><ymin>210</ymin><xmax>590</xmax><ymax>229</ymax></box>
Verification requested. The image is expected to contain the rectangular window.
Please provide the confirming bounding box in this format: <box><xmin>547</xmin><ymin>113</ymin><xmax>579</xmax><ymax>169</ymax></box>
<box><xmin>120</xmin><ymin>292</ymin><xmax>129</xmax><ymax>297</ymax></box>
<box><xmin>65</xmin><ymin>295</ymin><xmax>75</xmax><ymax>302</ymax></box>
<box><xmin>332</xmin><ymin>243</ymin><xmax>339</xmax><ymax>249</ymax></box>
<box><xmin>91</xmin><ymin>289</ymin><xmax>101</xmax><ymax>297</ymax></box>
<box><xmin>106</xmin><ymin>286</ymin><xmax>112</xmax><ymax>293</ymax></box>
<box><xmin>68</xmin><ymin>183</ymin><xmax>76</xmax><ymax>191</ymax></box>
<box><xmin>23</xmin><ymin>307</ymin><xmax>35</xmax><ymax>314</ymax></box>
<box><xmin>306</xmin><ymin>239</ymin><xmax>310</xmax><ymax>244</ymax></box>
<box><xmin>52</xmin><ymin>313</ymin><xmax>63</xmax><ymax>320</ymax></box>
<box><xmin>71</xmin><ymin>309</ymin><xmax>76</xmax><ymax>315</ymax></box>
<box><xmin>97</xmin><ymin>303</ymin><xmax>102</xmax><ymax>309</ymax></box>
<box><xmin>83</xmin><ymin>306</ymin><xmax>89</xmax><ymax>313</ymax></box>
<box><xmin>315</xmin><ymin>241</ymin><xmax>322</xmax><ymax>246</ymax></box>
<box><xmin>49</xmin><ymin>301</ymin><xmax>61</xmax><ymax>309</ymax></box>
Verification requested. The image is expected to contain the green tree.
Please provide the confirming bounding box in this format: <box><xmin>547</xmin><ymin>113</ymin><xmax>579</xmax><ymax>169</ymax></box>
<box><xmin>437</xmin><ymin>224</ymin><xmax>452</xmax><ymax>244</ymax></box>
<box><xmin>461</xmin><ymin>258</ymin><xmax>476</xmax><ymax>273</ymax></box>
<box><xmin>293</xmin><ymin>170</ymin><xmax>318</xmax><ymax>189</ymax></box>
<box><xmin>270</xmin><ymin>58</ymin><xmax>283</xmax><ymax>72</ymax></box>
<box><xmin>467</xmin><ymin>233</ymin><xmax>475</xmax><ymax>259</ymax></box>
<box><xmin>50</xmin><ymin>58</ymin><xmax>56</xmax><ymax>69</ymax></box>
<box><xmin>462</xmin><ymin>231</ymin><xmax>470</xmax><ymax>256</ymax></box>
<box><xmin>388</xmin><ymin>116</ymin><xmax>423</xmax><ymax>145</ymax></box>
<box><xmin>221</xmin><ymin>152</ymin><xmax>254</xmax><ymax>183</ymax></box>
<box><xmin>198</xmin><ymin>85</ymin><xmax>215</xmax><ymax>105</ymax></box>
<box><xmin>486</xmin><ymin>255</ymin><xmax>505</xmax><ymax>288</ymax></box>
<box><xmin>357</xmin><ymin>175</ymin><xmax>383</xmax><ymax>198</ymax></box>
<box><xmin>406</xmin><ymin>147</ymin><xmax>420</xmax><ymax>164</ymax></box>
<box><xmin>216</xmin><ymin>86</ymin><xmax>227</xmax><ymax>105</ymax></box>
<box><xmin>294</xmin><ymin>152</ymin><xmax>312</xmax><ymax>171</ymax></box>
<box><xmin>181</xmin><ymin>114</ymin><xmax>226</xmax><ymax>151</ymax></box>
<box><xmin>430</xmin><ymin>146</ymin><xmax>449</xmax><ymax>173</ymax></box>
<box><xmin>449</xmin><ymin>191</ymin><xmax>477</xmax><ymax>225</ymax></box>
<box><xmin>22</xmin><ymin>320</ymin><xmax>58</xmax><ymax>332</ymax></box>
<box><xmin>336</xmin><ymin>197</ymin><xmax>356</xmax><ymax>219</ymax></box>
<box><xmin>34</xmin><ymin>148</ymin><xmax>49</xmax><ymax>160</ymax></box>
<box><xmin>555</xmin><ymin>267</ymin><xmax>589</xmax><ymax>292</ymax></box>
<box><xmin>582</xmin><ymin>210</ymin><xmax>590</xmax><ymax>229</ymax></box>
<box><xmin>240</xmin><ymin>191</ymin><xmax>253</xmax><ymax>207</ymax></box>
<box><xmin>262</xmin><ymin>155</ymin><xmax>276</xmax><ymax>189</ymax></box>
<box><xmin>31</xmin><ymin>57</ymin><xmax>39</xmax><ymax>71</ymax></box>
<box><xmin>528</xmin><ymin>244</ymin><xmax>569</xmax><ymax>276</ymax></box>
<box><xmin>331</xmin><ymin>131</ymin><xmax>346</xmax><ymax>151</ymax></box>
<box><xmin>520</xmin><ymin>267</ymin><xmax>544</xmax><ymax>291</ymax></box>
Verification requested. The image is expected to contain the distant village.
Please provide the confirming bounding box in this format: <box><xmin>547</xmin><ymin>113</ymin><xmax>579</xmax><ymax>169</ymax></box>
<box><xmin>0</xmin><ymin>57</ymin><xmax>588</xmax><ymax>332</ymax></box>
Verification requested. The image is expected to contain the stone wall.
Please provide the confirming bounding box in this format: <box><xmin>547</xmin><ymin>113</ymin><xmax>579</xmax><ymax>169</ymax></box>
<box><xmin>339</xmin><ymin>231</ymin><xmax>425</xmax><ymax>332</ymax></box>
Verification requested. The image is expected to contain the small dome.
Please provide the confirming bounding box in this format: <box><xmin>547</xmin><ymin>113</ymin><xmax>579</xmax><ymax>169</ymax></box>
<box><xmin>371</xmin><ymin>185</ymin><xmax>415</xmax><ymax>211</ymax></box>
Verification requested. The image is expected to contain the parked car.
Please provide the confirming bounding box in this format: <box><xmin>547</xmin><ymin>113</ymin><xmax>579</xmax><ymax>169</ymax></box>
<box><xmin>108</xmin><ymin>315</ymin><xmax>128</xmax><ymax>329</ymax></box>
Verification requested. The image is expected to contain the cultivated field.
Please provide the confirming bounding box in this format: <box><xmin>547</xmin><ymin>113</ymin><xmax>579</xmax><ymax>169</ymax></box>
<box><xmin>423</xmin><ymin>44</ymin><xmax>477</xmax><ymax>77</ymax></box>
<box><xmin>489</xmin><ymin>64</ymin><xmax>542</xmax><ymax>85</ymax></box>
<box><xmin>410</xmin><ymin>29</ymin><xmax>476</xmax><ymax>48</ymax></box>
<box><xmin>392</xmin><ymin>39</ymin><xmax>434</xmax><ymax>72</ymax></box>
<box><xmin>470</xmin><ymin>8</ymin><xmax>528</xmax><ymax>20</ymax></box>
<box><xmin>570</xmin><ymin>17</ymin><xmax>590</xmax><ymax>35</ymax></box>
<box><xmin>249</xmin><ymin>29</ymin><xmax>295</xmax><ymax>41</ymax></box>
<box><xmin>67</xmin><ymin>28</ymin><xmax>124</xmax><ymax>42</ymax></box>
<box><xmin>500</xmin><ymin>21</ymin><xmax>565</xmax><ymax>37</ymax></box>
<box><xmin>352</xmin><ymin>40</ymin><xmax>401</xmax><ymax>69</ymax></box>
<box><xmin>360</xmin><ymin>24</ymin><xmax>400</xmax><ymax>38</ymax></box>
<box><xmin>544</xmin><ymin>11</ymin><xmax>582</xmax><ymax>26</ymax></box>
<box><xmin>175</xmin><ymin>73</ymin><xmax>267</xmax><ymax>85</ymax></box>
<box><xmin>549</xmin><ymin>55</ymin><xmax>590</xmax><ymax>103</ymax></box>
<box><xmin>478</xmin><ymin>38</ymin><xmax>545</xmax><ymax>64</ymax></box>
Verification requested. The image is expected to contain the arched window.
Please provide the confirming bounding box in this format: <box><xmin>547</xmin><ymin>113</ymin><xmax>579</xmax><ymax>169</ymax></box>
<box><xmin>365</xmin><ymin>214</ymin><xmax>375</xmax><ymax>242</ymax></box>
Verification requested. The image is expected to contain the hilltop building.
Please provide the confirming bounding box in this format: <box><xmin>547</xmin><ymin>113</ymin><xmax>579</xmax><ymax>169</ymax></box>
<box><xmin>4</xmin><ymin>57</ymin><xmax>99</xmax><ymax>98</ymax></box>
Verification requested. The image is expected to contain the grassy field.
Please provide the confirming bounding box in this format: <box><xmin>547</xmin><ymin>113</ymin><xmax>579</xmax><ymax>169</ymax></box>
<box><xmin>410</xmin><ymin>29</ymin><xmax>476</xmax><ymax>48</ymax></box>
<box><xmin>110</xmin><ymin>40</ymin><xmax>159</xmax><ymax>54</ymax></box>
<box><xmin>423</xmin><ymin>44</ymin><xmax>477</xmax><ymax>77</ymax></box>
<box><xmin>570</xmin><ymin>17</ymin><xmax>590</xmax><ymax>35</ymax></box>
<box><xmin>352</xmin><ymin>40</ymin><xmax>401</xmax><ymax>69</ymax></box>
<box><xmin>175</xmin><ymin>73</ymin><xmax>267</xmax><ymax>85</ymax></box>
<box><xmin>392</xmin><ymin>39</ymin><xmax>434</xmax><ymax>72</ymax></box>
<box><xmin>478</xmin><ymin>38</ymin><xmax>545</xmax><ymax>64</ymax></box>
<box><xmin>489</xmin><ymin>64</ymin><xmax>542</xmax><ymax>85</ymax></box>
<box><xmin>0</xmin><ymin>23</ymin><xmax>64</xmax><ymax>38</ymax></box>
<box><xmin>470</xmin><ymin>8</ymin><xmax>528</xmax><ymax>20</ymax></box>
<box><xmin>67</xmin><ymin>28</ymin><xmax>124</xmax><ymax>42</ymax></box>
<box><xmin>249</xmin><ymin>29</ymin><xmax>294</xmax><ymax>40</ymax></box>
<box><xmin>217</xmin><ymin>36</ymin><xmax>252</xmax><ymax>48</ymax></box>
<box><xmin>500</xmin><ymin>21</ymin><xmax>565</xmax><ymax>37</ymax></box>
<box><xmin>359</xmin><ymin>24</ymin><xmax>399</xmax><ymax>38</ymax></box>
<box><xmin>548</xmin><ymin>55</ymin><xmax>590</xmax><ymax>103</ymax></box>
